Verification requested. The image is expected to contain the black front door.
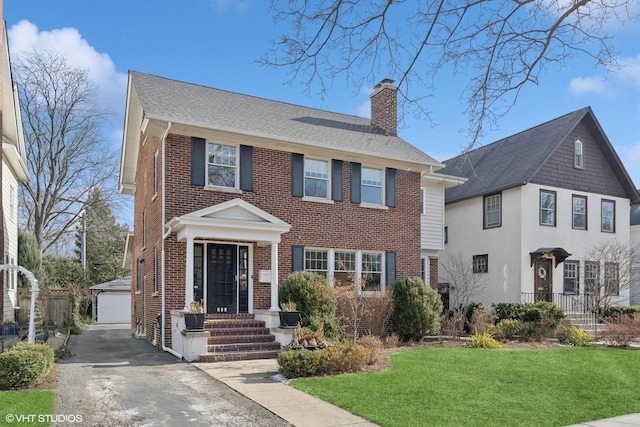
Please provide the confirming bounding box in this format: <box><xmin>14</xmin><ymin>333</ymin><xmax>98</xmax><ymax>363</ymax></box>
<box><xmin>207</xmin><ymin>244</ymin><xmax>237</xmax><ymax>313</ymax></box>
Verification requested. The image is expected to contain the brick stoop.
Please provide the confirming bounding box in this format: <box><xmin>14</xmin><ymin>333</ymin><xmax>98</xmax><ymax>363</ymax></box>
<box><xmin>199</xmin><ymin>315</ymin><xmax>281</xmax><ymax>362</ymax></box>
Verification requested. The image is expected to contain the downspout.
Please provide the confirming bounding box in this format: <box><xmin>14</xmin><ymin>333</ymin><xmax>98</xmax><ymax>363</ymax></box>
<box><xmin>159</xmin><ymin>121</ymin><xmax>182</xmax><ymax>359</ymax></box>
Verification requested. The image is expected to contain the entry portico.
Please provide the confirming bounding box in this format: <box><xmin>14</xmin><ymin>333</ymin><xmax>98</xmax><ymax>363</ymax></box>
<box><xmin>166</xmin><ymin>198</ymin><xmax>291</xmax><ymax>313</ymax></box>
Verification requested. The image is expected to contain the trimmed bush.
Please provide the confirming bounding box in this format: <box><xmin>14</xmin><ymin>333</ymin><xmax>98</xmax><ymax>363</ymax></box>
<box><xmin>0</xmin><ymin>342</ymin><xmax>55</xmax><ymax>390</ymax></box>
<box><xmin>279</xmin><ymin>271</ymin><xmax>341</xmax><ymax>339</ymax></box>
<box><xmin>323</xmin><ymin>343</ymin><xmax>371</xmax><ymax>375</ymax></box>
<box><xmin>391</xmin><ymin>277</ymin><xmax>443</xmax><ymax>342</ymax></box>
<box><xmin>491</xmin><ymin>318</ymin><xmax>531</xmax><ymax>340</ymax></box>
<box><xmin>278</xmin><ymin>349</ymin><xmax>327</xmax><ymax>378</ymax></box>
<box><xmin>600</xmin><ymin>305</ymin><xmax>640</xmax><ymax>319</ymax></box>
<box><xmin>492</xmin><ymin>301</ymin><xmax>565</xmax><ymax>341</ymax></box>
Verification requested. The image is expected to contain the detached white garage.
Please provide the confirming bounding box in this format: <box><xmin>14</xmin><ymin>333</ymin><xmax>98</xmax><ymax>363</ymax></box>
<box><xmin>90</xmin><ymin>277</ymin><xmax>131</xmax><ymax>324</ymax></box>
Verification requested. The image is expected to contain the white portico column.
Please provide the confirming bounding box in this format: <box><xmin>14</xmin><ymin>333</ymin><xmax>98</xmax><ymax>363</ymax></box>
<box><xmin>270</xmin><ymin>241</ymin><xmax>279</xmax><ymax>311</ymax></box>
<box><xmin>185</xmin><ymin>237</ymin><xmax>194</xmax><ymax>307</ymax></box>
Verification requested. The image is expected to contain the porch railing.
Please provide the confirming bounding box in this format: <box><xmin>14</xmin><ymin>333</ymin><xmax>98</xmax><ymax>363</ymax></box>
<box><xmin>521</xmin><ymin>292</ymin><xmax>598</xmax><ymax>328</ymax></box>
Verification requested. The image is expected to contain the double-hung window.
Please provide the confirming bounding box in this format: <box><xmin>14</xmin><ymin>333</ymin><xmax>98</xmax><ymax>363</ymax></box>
<box><xmin>208</xmin><ymin>142</ymin><xmax>237</xmax><ymax>188</ymax></box>
<box><xmin>484</xmin><ymin>193</ymin><xmax>501</xmax><ymax>228</ymax></box>
<box><xmin>334</xmin><ymin>251</ymin><xmax>356</xmax><ymax>284</ymax></box>
<box><xmin>563</xmin><ymin>261</ymin><xmax>579</xmax><ymax>294</ymax></box>
<box><xmin>604</xmin><ymin>262</ymin><xmax>619</xmax><ymax>296</ymax></box>
<box><xmin>540</xmin><ymin>190</ymin><xmax>556</xmax><ymax>226</ymax></box>
<box><xmin>361</xmin><ymin>167</ymin><xmax>383</xmax><ymax>205</ymax></box>
<box><xmin>572</xmin><ymin>195</ymin><xmax>587</xmax><ymax>230</ymax></box>
<box><xmin>585</xmin><ymin>261</ymin><xmax>599</xmax><ymax>294</ymax></box>
<box><xmin>601</xmin><ymin>199</ymin><xmax>615</xmax><ymax>233</ymax></box>
<box><xmin>304</xmin><ymin>158</ymin><xmax>329</xmax><ymax>199</ymax></box>
<box><xmin>473</xmin><ymin>254</ymin><xmax>488</xmax><ymax>273</ymax></box>
<box><xmin>305</xmin><ymin>249</ymin><xmax>328</xmax><ymax>278</ymax></box>
<box><xmin>362</xmin><ymin>252</ymin><xmax>382</xmax><ymax>291</ymax></box>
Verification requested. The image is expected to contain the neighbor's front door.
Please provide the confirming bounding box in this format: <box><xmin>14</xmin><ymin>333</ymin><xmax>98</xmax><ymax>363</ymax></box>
<box><xmin>207</xmin><ymin>244</ymin><xmax>237</xmax><ymax>313</ymax></box>
<box><xmin>534</xmin><ymin>259</ymin><xmax>553</xmax><ymax>302</ymax></box>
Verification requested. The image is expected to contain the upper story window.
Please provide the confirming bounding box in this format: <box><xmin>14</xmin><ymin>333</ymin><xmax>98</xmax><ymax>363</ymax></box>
<box><xmin>153</xmin><ymin>151</ymin><xmax>159</xmax><ymax>197</ymax></box>
<box><xmin>304</xmin><ymin>158</ymin><xmax>329</xmax><ymax>199</ymax></box>
<box><xmin>361</xmin><ymin>167</ymin><xmax>383</xmax><ymax>205</ymax></box>
<box><xmin>473</xmin><ymin>254</ymin><xmax>488</xmax><ymax>273</ymax></box>
<box><xmin>574</xmin><ymin>139</ymin><xmax>584</xmax><ymax>169</ymax></box>
<box><xmin>483</xmin><ymin>193</ymin><xmax>501</xmax><ymax>229</ymax></box>
<box><xmin>208</xmin><ymin>142</ymin><xmax>237</xmax><ymax>188</ymax></box>
<box><xmin>572</xmin><ymin>195</ymin><xmax>587</xmax><ymax>230</ymax></box>
<box><xmin>563</xmin><ymin>261</ymin><xmax>579</xmax><ymax>294</ymax></box>
<box><xmin>601</xmin><ymin>199</ymin><xmax>615</xmax><ymax>233</ymax></box>
<box><xmin>540</xmin><ymin>190</ymin><xmax>556</xmax><ymax>227</ymax></box>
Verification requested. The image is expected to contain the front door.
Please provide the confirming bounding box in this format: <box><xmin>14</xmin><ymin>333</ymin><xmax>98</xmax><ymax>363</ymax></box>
<box><xmin>207</xmin><ymin>244</ymin><xmax>237</xmax><ymax>313</ymax></box>
<box><xmin>534</xmin><ymin>259</ymin><xmax>553</xmax><ymax>302</ymax></box>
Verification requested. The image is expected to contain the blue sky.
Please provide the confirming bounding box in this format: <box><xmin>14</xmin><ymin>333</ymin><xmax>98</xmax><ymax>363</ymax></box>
<box><xmin>5</xmin><ymin>0</ymin><xmax>640</xmax><ymax>199</ymax></box>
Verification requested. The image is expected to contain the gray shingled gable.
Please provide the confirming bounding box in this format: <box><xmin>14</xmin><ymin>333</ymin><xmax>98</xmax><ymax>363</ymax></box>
<box><xmin>440</xmin><ymin>107</ymin><xmax>640</xmax><ymax>204</ymax></box>
<box><xmin>130</xmin><ymin>71</ymin><xmax>440</xmax><ymax>167</ymax></box>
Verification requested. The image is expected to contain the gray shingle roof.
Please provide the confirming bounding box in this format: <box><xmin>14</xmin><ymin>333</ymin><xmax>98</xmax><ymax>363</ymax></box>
<box><xmin>440</xmin><ymin>107</ymin><xmax>640</xmax><ymax>204</ymax></box>
<box><xmin>90</xmin><ymin>277</ymin><xmax>131</xmax><ymax>291</ymax></box>
<box><xmin>130</xmin><ymin>71</ymin><xmax>441</xmax><ymax>167</ymax></box>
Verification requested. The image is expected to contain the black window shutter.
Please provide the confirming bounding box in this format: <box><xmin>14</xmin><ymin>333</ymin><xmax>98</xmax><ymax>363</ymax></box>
<box><xmin>385</xmin><ymin>251</ymin><xmax>397</xmax><ymax>284</ymax></box>
<box><xmin>331</xmin><ymin>159</ymin><xmax>343</xmax><ymax>202</ymax></box>
<box><xmin>291</xmin><ymin>153</ymin><xmax>304</xmax><ymax>197</ymax></box>
<box><xmin>292</xmin><ymin>245</ymin><xmax>305</xmax><ymax>272</ymax></box>
<box><xmin>239</xmin><ymin>145</ymin><xmax>254</xmax><ymax>191</ymax></box>
<box><xmin>190</xmin><ymin>137</ymin><xmax>206</xmax><ymax>186</ymax></box>
<box><xmin>350</xmin><ymin>162</ymin><xmax>361</xmax><ymax>204</ymax></box>
<box><xmin>385</xmin><ymin>168</ymin><xmax>396</xmax><ymax>207</ymax></box>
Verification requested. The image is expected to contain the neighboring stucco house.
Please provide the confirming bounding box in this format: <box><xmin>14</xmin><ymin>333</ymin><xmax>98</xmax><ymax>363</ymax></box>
<box><xmin>1</xmin><ymin>12</ymin><xmax>29</xmax><ymax>324</ymax></box>
<box><xmin>631</xmin><ymin>203</ymin><xmax>640</xmax><ymax>306</ymax></box>
<box><xmin>439</xmin><ymin>107</ymin><xmax>640</xmax><ymax>311</ymax></box>
<box><xmin>119</xmin><ymin>72</ymin><xmax>447</xmax><ymax>359</ymax></box>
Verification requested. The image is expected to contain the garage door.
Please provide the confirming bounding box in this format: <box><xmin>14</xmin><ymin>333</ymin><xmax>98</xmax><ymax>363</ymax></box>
<box><xmin>97</xmin><ymin>292</ymin><xmax>131</xmax><ymax>323</ymax></box>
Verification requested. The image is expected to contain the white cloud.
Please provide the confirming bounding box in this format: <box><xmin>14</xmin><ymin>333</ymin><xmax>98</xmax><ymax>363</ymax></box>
<box><xmin>7</xmin><ymin>20</ymin><xmax>127</xmax><ymax>125</ymax></box>
<box><xmin>208</xmin><ymin>0</ymin><xmax>249</xmax><ymax>14</ymax></box>
<box><xmin>617</xmin><ymin>54</ymin><xmax>640</xmax><ymax>89</ymax></box>
<box><xmin>569</xmin><ymin>76</ymin><xmax>610</xmax><ymax>95</ymax></box>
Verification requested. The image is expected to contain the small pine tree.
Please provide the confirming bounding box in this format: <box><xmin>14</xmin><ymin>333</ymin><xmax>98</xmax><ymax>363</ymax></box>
<box><xmin>391</xmin><ymin>277</ymin><xmax>443</xmax><ymax>342</ymax></box>
<box><xmin>17</xmin><ymin>231</ymin><xmax>42</xmax><ymax>289</ymax></box>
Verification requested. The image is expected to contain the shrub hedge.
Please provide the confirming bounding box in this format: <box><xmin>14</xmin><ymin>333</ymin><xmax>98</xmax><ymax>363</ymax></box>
<box><xmin>278</xmin><ymin>342</ymin><xmax>371</xmax><ymax>378</ymax></box>
<box><xmin>0</xmin><ymin>342</ymin><xmax>55</xmax><ymax>390</ymax></box>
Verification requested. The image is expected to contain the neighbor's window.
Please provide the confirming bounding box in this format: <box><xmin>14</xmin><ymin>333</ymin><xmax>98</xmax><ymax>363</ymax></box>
<box><xmin>601</xmin><ymin>199</ymin><xmax>615</xmax><ymax>233</ymax></box>
<box><xmin>563</xmin><ymin>261</ymin><xmax>579</xmax><ymax>294</ymax></box>
<box><xmin>572</xmin><ymin>195</ymin><xmax>587</xmax><ymax>230</ymax></box>
<box><xmin>305</xmin><ymin>249</ymin><xmax>328</xmax><ymax>278</ymax></box>
<box><xmin>574</xmin><ymin>139</ymin><xmax>584</xmax><ymax>169</ymax></box>
<box><xmin>484</xmin><ymin>193</ymin><xmax>501</xmax><ymax>228</ymax></box>
<box><xmin>604</xmin><ymin>262</ymin><xmax>619</xmax><ymax>296</ymax></box>
<box><xmin>304</xmin><ymin>158</ymin><xmax>329</xmax><ymax>199</ymax></box>
<box><xmin>540</xmin><ymin>190</ymin><xmax>556</xmax><ymax>226</ymax></box>
<box><xmin>361</xmin><ymin>167</ymin><xmax>383</xmax><ymax>205</ymax></box>
<box><xmin>473</xmin><ymin>254</ymin><xmax>488</xmax><ymax>273</ymax></box>
<box><xmin>333</xmin><ymin>251</ymin><xmax>356</xmax><ymax>284</ymax></box>
<box><xmin>207</xmin><ymin>142</ymin><xmax>237</xmax><ymax>187</ymax></box>
<box><xmin>153</xmin><ymin>150</ymin><xmax>159</xmax><ymax>197</ymax></box>
<box><xmin>362</xmin><ymin>252</ymin><xmax>382</xmax><ymax>290</ymax></box>
<box><xmin>420</xmin><ymin>188</ymin><xmax>426</xmax><ymax>214</ymax></box>
<box><xmin>585</xmin><ymin>261</ymin><xmax>599</xmax><ymax>294</ymax></box>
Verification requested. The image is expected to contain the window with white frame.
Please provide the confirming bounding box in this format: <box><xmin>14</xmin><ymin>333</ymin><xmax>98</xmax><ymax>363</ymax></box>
<box><xmin>207</xmin><ymin>142</ymin><xmax>237</xmax><ymax>187</ymax></box>
<box><xmin>604</xmin><ymin>262</ymin><xmax>619</xmax><ymax>296</ymax></box>
<box><xmin>484</xmin><ymin>194</ymin><xmax>501</xmax><ymax>228</ymax></box>
<box><xmin>153</xmin><ymin>151</ymin><xmax>159</xmax><ymax>197</ymax></box>
<box><xmin>334</xmin><ymin>251</ymin><xmax>356</xmax><ymax>284</ymax></box>
<box><xmin>585</xmin><ymin>261</ymin><xmax>599</xmax><ymax>294</ymax></box>
<box><xmin>361</xmin><ymin>167</ymin><xmax>383</xmax><ymax>205</ymax></box>
<box><xmin>420</xmin><ymin>188</ymin><xmax>426</xmax><ymax>214</ymax></box>
<box><xmin>574</xmin><ymin>139</ymin><xmax>584</xmax><ymax>169</ymax></box>
<box><xmin>540</xmin><ymin>190</ymin><xmax>556</xmax><ymax>226</ymax></box>
<box><xmin>305</xmin><ymin>249</ymin><xmax>328</xmax><ymax>278</ymax></box>
<box><xmin>572</xmin><ymin>195</ymin><xmax>587</xmax><ymax>230</ymax></box>
<box><xmin>473</xmin><ymin>254</ymin><xmax>488</xmax><ymax>273</ymax></box>
<box><xmin>362</xmin><ymin>252</ymin><xmax>382</xmax><ymax>290</ymax></box>
<box><xmin>4</xmin><ymin>254</ymin><xmax>15</xmax><ymax>290</ymax></box>
<box><xmin>154</xmin><ymin>246</ymin><xmax>159</xmax><ymax>294</ymax></box>
<box><xmin>601</xmin><ymin>199</ymin><xmax>615</xmax><ymax>233</ymax></box>
<box><xmin>563</xmin><ymin>261</ymin><xmax>579</xmax><ymax>294</ymax></box>
<box><xmin>304</xmin><ymin>158</ymin><xmax>329</xmax><ymax>199</ymax></box>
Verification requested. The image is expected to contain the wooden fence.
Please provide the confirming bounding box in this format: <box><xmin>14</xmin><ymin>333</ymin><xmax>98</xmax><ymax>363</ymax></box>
<box><xmin>17</xmin><ymin>288</ymin><xmax>72</xmax><ymax>328</ymax></box>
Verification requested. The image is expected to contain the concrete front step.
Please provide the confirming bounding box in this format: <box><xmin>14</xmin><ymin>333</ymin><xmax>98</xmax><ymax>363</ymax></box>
<box><xmin>199</xmin><ymin>349</ymin><xmax>281</xmax><ymax>362</ymax></box>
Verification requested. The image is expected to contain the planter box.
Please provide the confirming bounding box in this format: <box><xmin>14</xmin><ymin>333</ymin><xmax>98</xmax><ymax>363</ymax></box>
<box><xmin>279</xmin><ymin>311</ymin><xmax>301</xmax><ymax>329</ymax></box>
<box><xmin>184</xmin><ymin>313</ymin><xmax>205</xmax><ymax>331</ymax></box>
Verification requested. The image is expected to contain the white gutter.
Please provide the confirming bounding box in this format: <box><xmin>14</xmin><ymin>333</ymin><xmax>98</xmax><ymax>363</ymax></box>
<box><xmin>159</xmin><ymin>121</ymin><xmax>182</xmax><ymax>359</ymax></box>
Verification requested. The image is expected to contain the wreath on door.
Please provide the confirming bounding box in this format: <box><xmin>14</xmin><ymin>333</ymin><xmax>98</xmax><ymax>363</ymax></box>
<box><xmin>537</xmin><ymin>266</ymin><xmax>547</xmax><ymax>279</ymax></box>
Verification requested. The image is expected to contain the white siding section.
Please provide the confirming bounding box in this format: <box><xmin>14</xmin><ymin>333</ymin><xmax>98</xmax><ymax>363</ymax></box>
<box><xmin>2</xmin><ymin>157</ymin><xmax>19</xmax><ymax>322</ymax></box>
<box><xmin>421</xmin><ymin>182</ymin><xmax>444</xmax><ymax>251</ymax></box>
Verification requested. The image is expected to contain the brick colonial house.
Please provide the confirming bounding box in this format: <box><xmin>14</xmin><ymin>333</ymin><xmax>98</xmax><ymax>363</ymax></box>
<box><xmin>439</xmin><ymin>107</ymin><xmax>640</xmax><ymax>313</ymax></box>
<box><xmin>119</xmin><ymin>72</ymin><xmax>448</xmax><ymax>359</ymax></box>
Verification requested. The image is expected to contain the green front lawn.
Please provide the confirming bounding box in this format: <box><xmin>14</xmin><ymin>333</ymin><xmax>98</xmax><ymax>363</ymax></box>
<box><xmin>290</xmin><ymin>347</ymin><xmax>640</xmax><ymax>427</ymax></box>
<box><xmin>0</xmin><ymin>390</ymin><xmax>56</xmax><ymax>427</ymax></box>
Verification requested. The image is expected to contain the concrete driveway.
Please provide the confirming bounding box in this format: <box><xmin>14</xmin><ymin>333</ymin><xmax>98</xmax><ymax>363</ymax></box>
<box><xmin>54</xmin><ymin>324</ymin><xmax>291</xmax><ymax>427</ymax></box>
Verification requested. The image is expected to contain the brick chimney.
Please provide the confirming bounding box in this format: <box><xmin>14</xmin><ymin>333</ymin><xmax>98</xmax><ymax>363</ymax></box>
<box><xmin>370</xmin><ymin>78</ymin><xmax>397</xmax><ymax>136</ymax></box>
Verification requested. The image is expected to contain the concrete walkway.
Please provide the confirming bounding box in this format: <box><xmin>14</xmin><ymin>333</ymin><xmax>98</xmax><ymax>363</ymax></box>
<box><xmin>566</xmin><ymin>414</ymin><xmax>640</xmax><ymax>426</ymax></box>
<box><xmin>195</xmin><ymin>359</ymin><xmax>378</xmax><ymax>427</ymax></box>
